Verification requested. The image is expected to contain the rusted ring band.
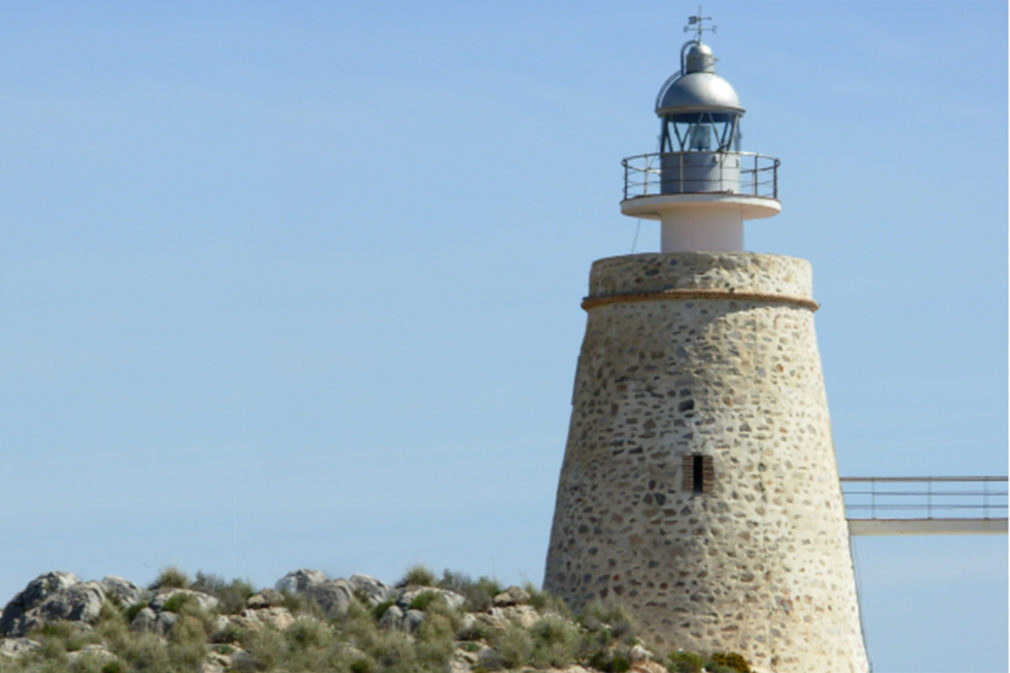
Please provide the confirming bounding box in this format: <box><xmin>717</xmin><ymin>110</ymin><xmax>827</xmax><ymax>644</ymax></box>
<box><xmin>581</xmin><ymin>288</ymin><xmax>820</xmax><ymax>312</ymax></box>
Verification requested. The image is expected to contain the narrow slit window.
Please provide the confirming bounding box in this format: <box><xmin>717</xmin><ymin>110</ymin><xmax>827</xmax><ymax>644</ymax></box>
<box><xmin>692</xmin><ymin>455</ymin><xmax>705</xmax><ymax>494</ymax></box>
<box><xmin>682</xmin><ymin>454</ymin><xmax>714</xmax><ymax>494</ymax></box>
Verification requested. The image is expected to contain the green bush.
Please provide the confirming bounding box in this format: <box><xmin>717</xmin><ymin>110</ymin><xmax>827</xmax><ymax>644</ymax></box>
<box><xmin>438</xmin><ymin>570</ymin><xmax>501</xmax><ymax>612</ymax></box>
<box><xmin>279</xmin><ymin>588</ymin><xmax>324</xmax><ymax>619</ymax></box>
<box><xmin>349</xmin><ymin>659</ymin><xmax>375</xmax><ymax>673</ymax></box>
<box><xmin>285</xmin><ymin>618</ymin><xmax>334</xmax><ymax>649</ymax></box>
<box><xmin>588</xmin><ymin>649</ymin><xmax>633</xmax><ymax>673</ymax></box>
<box><xmin>668</xmin><ymin>649</ymin><xmax>706</xmax><ymax>673</ymax></box>
<box><xmin>415</xmin><ymin>611</ymin><xmax>456</xmax><ymax>670</ymax></box>
<box><xmin>122</xmin><ymin>602</ymin><xmax>146</xmax><ymax>623</ymax></box>
<box><xmin>457</xmin><ymin>619</ymin><xmax>491</xmax><ymax>642</ymax></box>
<box><xmin>398</xmin><ymin>565</ymin><xmax>437</xmax><ymax>587</ymax></box>
<box><xmin>707</xmin><ymin>651</ymin><xmax>752</xmax><ymax>673</ymax></box>
<box><xmin>370</xmin><ymin>599</ymin><xmax>395</xmax><ymax>621</ymax></box>
<box><xmin>490</xmin><ymin>622</ymin><xmax>533</xmax><ymax>668</ymax></box>
<box><xmin>115</xmin><ymin>630</ymin><xmax>172</xmax><ymax>670</ymax></box>
<box><xmin>529</xmin><ymin>616</ymin><xmax>580</xmax><ymax>668</ymax></box>
<box><xmin>160</xmin><ymin>592</ymin><xmax>194</xmax><ymax>613</ymax></box>
<box><xmin>38</xmin><ymin>621</ymin><xmax>75</xmax><ymax>639</ymax></box>
<box><xmin>408</xmin><ymin>591</ymin><xmax>441</xmax><ymax>611</ymax></box>
<box><xmin>149</xmin><ymin>566</ymin><xmax>189</xmax><ymax>590</ymax></box>
<box><xmin>524</xmin><ymin>582</ymin><xmax>569</xmax><ymax>616</ymax></box>
<box><xmin>580</xmin><ymin>600</ymin><xmax>638</xmax><ymax>645</ymax></box>
<box><xmin>190</xmin><ymin>571</ymin><xmax>255</xmax><ymax>614</ymax></box>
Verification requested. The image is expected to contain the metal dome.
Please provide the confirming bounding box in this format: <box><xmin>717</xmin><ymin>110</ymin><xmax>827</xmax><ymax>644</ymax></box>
<box><xmin>655</xmin><ymin>71</ymin><xmax>743</xmax><ymax>116</ymax></box>
<box><xmin>654</xmin><ymin>41</ymin><xmax>743</xmax><ymax>116</ymax></box>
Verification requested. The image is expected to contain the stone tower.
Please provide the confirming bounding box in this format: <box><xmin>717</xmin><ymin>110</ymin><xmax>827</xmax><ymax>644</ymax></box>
<box><xmin>543</xmin><ymin>17</ymin><xmax>869</xmax><ymax>673</ymax></box>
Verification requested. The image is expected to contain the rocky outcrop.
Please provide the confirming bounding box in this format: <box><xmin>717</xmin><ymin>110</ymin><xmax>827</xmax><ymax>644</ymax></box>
<box><xmin>149</xmin><ymin>588</ymin><xmax>219</xmax><ymax>613</ymax></box>
<box><xmin>395</xmin><ymin>586</ymin><xmax>466</xmax><ymax>611</ymax></box>
<box><xmin>0</xmin><ymin>568</ymin><xmax>724</xmax><ymax>673</ymax></box>
<box><xmin>348</xmin><ymin>573</ymin><xmax>390</xmax><ymax>606</ymax></box>
<box><xmin>100</xmin><ymin>576</ymin><xmax>145</xmax><ymax>607</ymax></box>
<box><xmin>275</xmin><ymin>569</ymin><xmax>326</xmax><ymax>595</ymax></box>
<box><xmin>0</xmin><ymin>573</ymin><xmax>105</xmax><ymax>637</ymax></box>
<box><xmin>246</xmin><ymin>589</ymin><xmax>284</xmax><ymax>609</ymax></box>
<box><xmin>306</xmin><ymin>579</ymin><xmax>355</xmax><ymax>618</ymax></box>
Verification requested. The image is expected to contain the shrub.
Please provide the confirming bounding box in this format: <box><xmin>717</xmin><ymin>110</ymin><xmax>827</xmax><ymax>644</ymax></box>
<box><xmin>122</xmin><ymin>602</ymin><xmax>146</xmax><ymax>622</ymax></box>
<box><xmin>67</xmin><ymin>653</ymin><xmax>117</xmax><ymax>673</ymax></box>
<box><xmin>524</xmin><ymin>583</ymin><xmax>570</xmax><ymax>617</ymax></box>
<box><xmin>438</xmin><ymin>570</ymin><xmax>501</xmax><ymax>612</ymax></box>
<box><xmin>580</xmin><ymin>600</ymin><xmax>638</xmax><ymax>645</ymax></box>
<box><xmin>115</xmin><ymin>630</ymin><xmax>171</xmax><ymax>670</ymax></box>
<box><xmin>589</xmin><ymin>649</ymin><xmax>633</xmax><ymax>673</ymax></box>
<box><xmin>38</xmin><ymin>621</ymin><xmax>75</xmax><ymax>639</ymax></box>
<box><xmin>529</xmin><ymin>616</ymin><xmax>580</xmax><ymax>668</ymax></box>
<box><xmin>161</xmin><ymin>593</ymin><xmax>194</xmax><ymax>613</ymax></box>
<box><xmin>65</xmin><ymin>628</ymin><xmax>101</xmax><ymax>652</ymax></box>
<box><xmin>149</xmin><ymin>566</ymin><xmax>189</xmax><ymax>590</ymax></box>
<box><xmin>612</xmin><ymin>653</ymin><xmax>632</xmax><ymax>672</ymax></box>
<box><xmin>191</xmin><ymin>571</ymin><xmax>255</xmax><ymax>614</ymax></box>
<box><xmin>707</xmin><ymin>651</ymin><xmax>752</xmax><ymax>673</ymax></box>
<box><xmin>280</xmin><ymin>588</ymin><xmax>323</xmax><ymax>619</ymax></box>
<box><xmin>370</xmin><ymin>599</ymin><xmax>395</xmax><ymax>621</ymax></box>
<box><xmin>491</xmin><ymin>622</ymin><xmax>532</xmax><ymax>668</ymax></box>
<box><xmin>415</xmin><ymin>611</ymin><xmax>456</xmax><ymax>670</ymax></box>
<box><xmin>398</xmin><ymin>565</ymin><xmax>437</xmax><ymax>587</ymax></box>
<box><xmin>285</xmin><ymin>618</ymin><xmax>334</xmax><ymax>649</ymax></box>
<box><xmin>668</xmin><ymin>649</ymin><xmax>705</xmax><ymax>673</ymax></box>
<box><xmin>457</xmin><ymin>619</ymin><xmax>492</xmax><ymax>642</ymax></box>
<box><xmin>349</xmin><ymin>659</ymin><xmax>375</xmax><ymax>673</ymax></box>
<box><xmin>408</xmin><ymin>591</ymin><xmax>441</xmax><ymax>611</ymax></box>
<box><xmin>238</xmin><ymin>626</ymin><xmax>285</xmax><ymax>671</ymax></box>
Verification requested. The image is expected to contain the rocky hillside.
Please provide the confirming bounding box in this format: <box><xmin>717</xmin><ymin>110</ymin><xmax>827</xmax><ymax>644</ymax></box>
<box><xmin>0</xmin><ymin>567</ymin><xmax>752</xmax><ymax>673</ymax></box>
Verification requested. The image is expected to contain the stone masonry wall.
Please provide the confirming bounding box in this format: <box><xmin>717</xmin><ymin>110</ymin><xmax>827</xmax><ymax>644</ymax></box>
<box><xmin>544</xmin><ymin>252</ymin><xmax>869</xmax><ymax>673</ymax></box>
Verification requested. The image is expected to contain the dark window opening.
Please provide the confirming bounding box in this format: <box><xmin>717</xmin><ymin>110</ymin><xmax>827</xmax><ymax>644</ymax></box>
<box><xmin>692</xmin><ymin>455</ymin><xmax>705</xmax><ymax>494</ymax></box>
<box><xmin>682</xmin><ymin>454</ymin><xmax>714</xmax><ymax>495</ymax></box>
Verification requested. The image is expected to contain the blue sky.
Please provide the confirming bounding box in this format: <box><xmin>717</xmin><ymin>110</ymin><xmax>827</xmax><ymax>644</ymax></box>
<box><xmin>0</xmin><ymin>2</ymin><xmax>1005</xmax><ymax>672</ymax></box>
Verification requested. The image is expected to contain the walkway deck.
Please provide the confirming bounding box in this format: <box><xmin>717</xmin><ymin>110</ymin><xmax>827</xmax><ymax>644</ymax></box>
<box><xmin>842</xmin><ymin>476</ymin><xmax>1007</xmax><ymax>536</ymax></box>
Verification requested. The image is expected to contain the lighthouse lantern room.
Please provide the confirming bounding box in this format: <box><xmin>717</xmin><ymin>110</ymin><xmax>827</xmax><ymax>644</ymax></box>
<box><xmin>621</xmin><ymin>14</ymin><xmax>780</xmax><ymax>253</ymax></box>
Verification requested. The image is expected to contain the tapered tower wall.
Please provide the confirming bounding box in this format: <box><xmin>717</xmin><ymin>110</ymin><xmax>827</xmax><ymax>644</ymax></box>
<box><xmin>544</xmin><ymin>252</ymin><xmax>869</xmax><ymax>673</ymax></box>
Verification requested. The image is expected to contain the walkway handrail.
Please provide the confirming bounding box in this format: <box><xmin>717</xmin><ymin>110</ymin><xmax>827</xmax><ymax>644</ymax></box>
<box><xmin>621</xmin><ymin>151</ymin><xmax>780</xmax><ymax>201</ymax></box>
<box><xmin>841</xmin><ymin>476</ymin><xmax>1008</xmax><ymax>521</ymax></box>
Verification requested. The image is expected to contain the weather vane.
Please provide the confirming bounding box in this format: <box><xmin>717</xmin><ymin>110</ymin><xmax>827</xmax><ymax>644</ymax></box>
<box><xmin>684</xmin><ymin>5</ymin><xmax>715</xmax><ymax>42</ymax></box>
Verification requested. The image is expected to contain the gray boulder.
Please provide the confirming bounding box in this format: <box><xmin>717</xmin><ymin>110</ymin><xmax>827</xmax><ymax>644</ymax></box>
<box><xmin>246</xmin><ymin>589</ymin><xmax>284</xmax><ymax>610</ymax></box>
<box><xmin>100</xmin><ymin>576</ymin><xmax>145</xmax><ymax>607</ymax></box>
<box><xmin>0</xmin><ymin>571</ymin><xmax>80</xmax><ymax>636</ymax></box>
<box><xmin>0</xmin><ymin>637</ymin><xmax>40</xmax><ymax>659</ymax></box>
<box><xmin>403</xmin><ymin>609</ymin><xmax>426</xmax><ymax>633</ymax></box>
<box><xmin>130</xmin><ymin>606</ymin><xmax>158</xmax><ymax>632</ymax></box>
<box><xmin>1</xmin><ymin>574</ymin><xmax>105</xmax><ymax>637</ymax></box>
<box><xmin>150</xmin><ymin>589</ymin><xmax>219</xmax><ymax>613</ymax></box>
<box><xmin>276</xmin><ymin>569</ymin><xmax>327</xmax><ymax>595</ymax></box>
<box><xmin>492</xmin><ymin>585</ymin><xmax>530</xmax><ymax>607</ymax></box>
<box><xmin>34</xmin><ymin>581</ymin><xmax>105</xmax><ymax>624</ymax></box>
<box><xmin>306</xmin><ymin>579</ymin><xmax>354</xmax><ymax>618</ymax></box>
<box><xmin>157</xmin><ymin>611</ymin><xmax>178</xmax><ymax>636</ymax></box>
<box><xmin>349</xmin><ymin>574</ymin><xmax>390</xmax><ymax>606</ymax></box>
<box><xmin>395</xmin><ymin>587</ymin><xmax>466</xmax><ymax>612</ymax></box>
<box><xmin>66</xmin><ymin>643</ymin><xmax>117</xmax><ymax>666</ymax></box>
<box><xmin>131</xmin><ymin>607</ymin><xmax>178</xmax><ymax>636</ymax></box>
<box><xmin>378</xmin><ymin>604</ymin><xmax>404</xmax><ymax>631</ymax></box>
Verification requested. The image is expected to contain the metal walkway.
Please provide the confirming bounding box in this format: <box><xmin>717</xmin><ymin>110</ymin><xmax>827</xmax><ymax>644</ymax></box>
<box><xmin>841</xmin><ymin>476</ymin><xmax>1008</xmax><ymax>535</ymax></box>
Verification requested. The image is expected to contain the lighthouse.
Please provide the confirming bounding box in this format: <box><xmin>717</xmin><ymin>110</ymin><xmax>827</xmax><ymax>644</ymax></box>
<box><xmin>544</xmin><ymin>14</ymin><xmax>870</xmax><ymax>673</ymax></box>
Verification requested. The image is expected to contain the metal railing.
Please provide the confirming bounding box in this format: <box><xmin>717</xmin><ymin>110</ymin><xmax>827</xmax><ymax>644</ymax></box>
<box><xmin>621</xmin><ymin>151</ymin><xmax>779</xmax><ymax>201</ymax></box>
<box><xmin>841</xmin><ymin>476</ymin><xmax>1008</xmax><ymax>521</ymax></box>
